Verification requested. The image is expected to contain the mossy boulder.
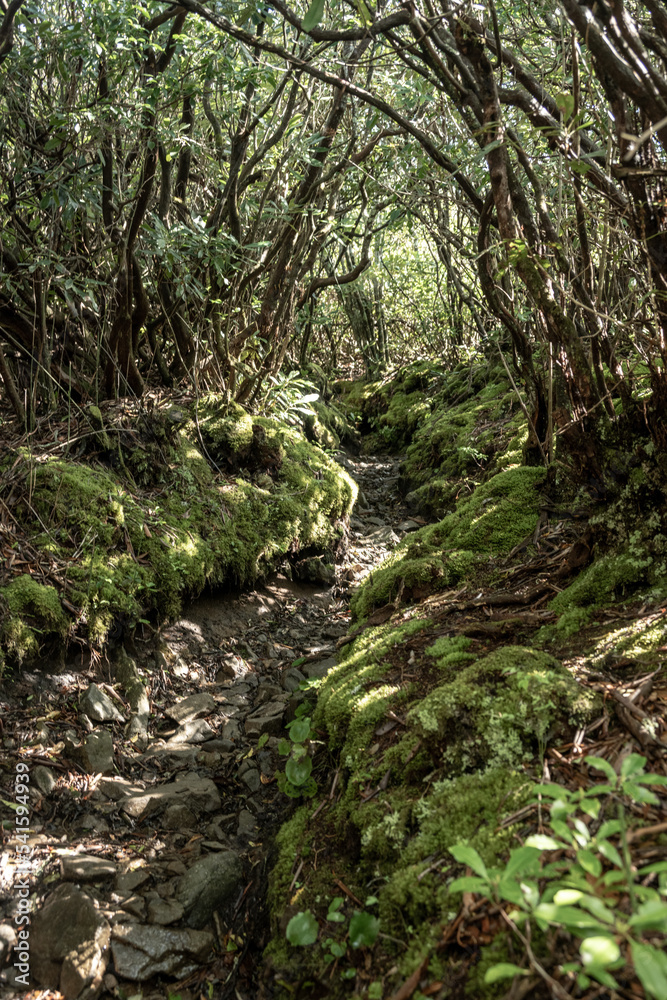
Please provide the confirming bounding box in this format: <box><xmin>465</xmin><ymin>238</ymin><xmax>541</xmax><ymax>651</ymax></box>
<box><xmin>352</xmin><ymin>465</ymin><xmax>546</xmax><ymax>619</ymax></box>
<box><xmin>0</xmin><ymin>401</ymin><xmax>357</xmax><ymax>662</ymax></box>
<box><xmin>0</xmin><ymin>575</ymin><xmax>69</xmax><ymax>663</ymax></box>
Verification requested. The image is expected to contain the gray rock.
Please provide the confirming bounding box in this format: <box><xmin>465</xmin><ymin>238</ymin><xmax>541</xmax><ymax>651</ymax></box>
<box><xmin>163</xmin><ymin>802</ymin><xmax>197</xmax><ymax>830</ymax></box>
<box><xmin>81</xmin><ymin>729</ymin><xmax>115</xmax><ymax>775</ymax></box>
<box><xmin>236</xmin><ymin>809</ymin><xmax>257</xmax><ymax>840</ymax></box>
<box><xmin>113</xmin><ymin>647</ymin><xmax>150</xmax><ymax>737</ymax></box>
<box><xmin>282</xmin><ymin>666</ymin><xmax>306</xmax><ymax>692</ymax></box>
<box><xmin>255</xmin><ymin>682</ymin><xmax>283</xmax><ymax>705</ymax></box>
<box><xmin>244</xmin><ymin>701</ymin><xmax>285</xmax><ymax>737</ymax></box>
<box><xmin>174</xmin><ymin>851</ymin><xmax>243</xmax><ymax>929</ymax></box>
<box><xmin>397</xmin><ymin>519</ymin><xmax>421</xmax><ymax>532</ymax></box>
<box><xmin>119</xmin><ymin>775</ymin><xmax>221</xmax><ymax>821</ymax></box>
<box><xmin>293</xmin><ymin>556</ymin><xmax>335</xmax><ymax>585</ymax></box>
<box><xmin>303</xmin><ymin>655</ymin><xmax>337</xmax><ymax>679</ymax></box>
<box><xmin>95</xmin><ymin>776</ymin><xmax>145</xmax><ymax>801</ymax></box>
<box><xmin>216</xmin><ymin>654</ymin><xmax>249</xmax><ymax>682</ymax></box>
<box><xmin>32</xmin><ymin>764</ymin><xmax>57</xmax><ymax>795</ymax></box>
<box><xmin>60</xmin><ymin>852</ymin><xmax>118</xmax><ymax>882</ymax></box>
<box><xmin>147</xmin><ymin>899</ymin><xmax>185</xmax><ymax>925</ymax></box>
<box><xmin>115</xmin><ymin>869</ymin><xmax>150</xmax><ymax>894</ymax></box>
<box><xmin>165</xmin><ymin>692</ymin><xmax>216</xmax><ymax>724</ymax></box>
<box><xmin>221</xmin><ymin>719</ymin><xmax>241</xmax><ymax>741</ymax></box>
<box><xmin>110</xmin><ymin>923</ymin><xmax>214</xmax><ymax>980</ymax></box>
<box><xmin>116</xmin><ymin>894</ymin><xmax>146</xmax><ymax>920</ymax></box>
<box><xmin>238</xmin><ymin>761</ymin><xmax>260</xmax><ymax>793</ymax></box>
<box><xmin>31</xmin><ymin>886</ymin><xmax>110</xmax><ymax>997</ymax></box>
<box><xmin>166</xmin><ymin>718</ymin><xmax>215</xmax><ymax>745</ymax></box>
<box><xmin>79</xmin><ymin>683</ymin><xmax>125</xmax><ymax>724</ymax></box>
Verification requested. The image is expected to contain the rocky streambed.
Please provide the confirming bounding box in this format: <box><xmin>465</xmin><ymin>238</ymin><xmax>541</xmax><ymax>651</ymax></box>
<box><xmin>0</xmin><ymin>451</ymin><xmax>423</xmax><ymax>1000</ymax></box>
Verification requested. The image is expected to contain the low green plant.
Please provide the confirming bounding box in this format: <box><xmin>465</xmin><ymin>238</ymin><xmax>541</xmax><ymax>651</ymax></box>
<box><xmin>277</xmin><ymin>702</ymin><xmax>318</xmax><ymax>798</ymax></box>
<box><xmin>449</xmin><ymin>754</ymin><xmax>667</xmax><ymax>997</ymax></box>
<box><xmin>259</xmin><ymin>371</ymin><xmax>319</xmax><ymax>426</ymax></box>
<box><xmin>286</xmin><ymin>896</ymin><xmax>380</xmax><ymax>980</ymax></box>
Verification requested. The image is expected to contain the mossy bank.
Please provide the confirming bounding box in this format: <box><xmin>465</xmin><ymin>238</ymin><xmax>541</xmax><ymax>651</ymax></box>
<box><xmin>0</xmin><ymin>397</ymin><xmax>357</xmax><ymax>667</ymax></box>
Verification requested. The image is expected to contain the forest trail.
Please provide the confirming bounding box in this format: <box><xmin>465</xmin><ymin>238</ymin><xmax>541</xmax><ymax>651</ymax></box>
<box><xmin>0</xmin><ymin>450</ymin><xmax>422</xmax><ymax>999</ymax></box>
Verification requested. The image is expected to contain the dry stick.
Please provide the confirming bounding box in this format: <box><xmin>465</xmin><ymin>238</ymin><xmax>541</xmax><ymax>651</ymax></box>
<box><xmin>496</xmin><ymin>346</ymin><xmax>548</xmax><ymax>466</ymax></box>
<box><xmin>499</xmin><ymin>909</ymin><xmax>574</xmax><ymax>1000</ymax></box>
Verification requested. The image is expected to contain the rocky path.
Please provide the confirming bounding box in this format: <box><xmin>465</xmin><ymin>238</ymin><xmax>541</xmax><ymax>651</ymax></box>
<box><xmin>0</xmin><ymin>451</ymin><xmax>423</xmax><ymax>1000</ymax></box>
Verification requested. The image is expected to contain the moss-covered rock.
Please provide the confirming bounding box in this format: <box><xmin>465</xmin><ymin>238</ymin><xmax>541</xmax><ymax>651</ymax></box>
<box><xmin>351</xmin><ymin>465</ymin><xmax>546</xmax><ymax>619</ymax></box>
<box><xmin>0</xmin><ymin>401</ymin><xmax>357</xmax><ymax>662</ymax></box>
<box><xmin>0</xmin><ymin>575</ymin><xmax>69</xmax><ymax>663</ymax></box>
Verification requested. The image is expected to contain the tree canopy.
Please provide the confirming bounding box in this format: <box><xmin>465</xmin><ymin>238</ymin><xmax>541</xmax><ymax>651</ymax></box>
<box><xmin>1</xmin><ymin>0</ymin><xmax>667</xmax><ymax>476</ymax></box>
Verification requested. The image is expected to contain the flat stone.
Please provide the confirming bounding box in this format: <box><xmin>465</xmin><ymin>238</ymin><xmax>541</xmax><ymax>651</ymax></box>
<box><xmin>397</xmin><ymin>519</ymin><xmax>421</xmax><ymax>532</ymax></box>
<box><xmin>148</xmin><ymin>899</ymin><xmax>185</xmax><ymax>926</ymax></box>
<box><xmin>165</xmin><ymin>693</ymin><xmax>216</xmax><ymax>725</ymax></box>
<box><xmin>31</xmin><ymin>886</ymin><xmax>110</xmax><ymax>995</ymax></box>
<box><xmin>163</xmin><ymin>802</ymin><xmax>197</xmax><ymax>830</ymax></box>
<box><xmin>60</xmin><ymin>852</ymin><xmax>118</xmax><ymax>882</ymax></box>
<box><xmin>174</xmin><ymin>851</ymin><xmax>243</xmax><ymax>929</ymax></box>
<box><xmin>81</xmin><ymin>729</ymin><xmax>115</xmax><ymax>775</ymax></box>
<box><xmin>95</xmin><ymin>776</ymin><xmax>145</xmax><ymax>801</ymax></box>
<box><xmin>244</xmin><ymin>701</ymin><xmax>285</xmax><ymax>737</ymax></box>
<box><xmin>165</xmin><ymin>718</ymin><xmax>215</xmax><ymax>745</ymax></box>
<box><xmin>119</xmin><ymin>775</ymin><xmax>221</xmax><ymax>820</ymax></box>
<box><xmin>115</xmin><ymin>869</ymin><xmax>151</xmax><ymax>894</ymax></box>
<box><xmin>255</xmin><ymin>682</ymin><xmax>283</xmax><ymax>705</ymax></box>
<box><xmin>111</xmin><ymin>923</ymin><xmax>214</xmax><ymax>980</ymax></box>
<box><xmin>80</xmin><ymin>683</ymin><xmax>125</xmax><ymax>723</ymax></box>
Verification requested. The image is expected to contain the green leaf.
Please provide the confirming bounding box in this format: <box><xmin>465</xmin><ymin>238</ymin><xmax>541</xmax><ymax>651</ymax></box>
<box><xmin>289</xmin><ymin>717</ymin><xmax>312</xmax><ymax>743</ymax></box>
<box><xmin>620</xmin><ymin>753</ymin><xmax>647</xmax><ymax>778</ymax></box>
<box><xmin>348</xmin><ymin>912</ymin><xmax>380</xmax><ymax>948</ymax></box>
<box><xmin>484</xmin><ymin>963</ymin><xmax>528</xmax><ymax>983</ymax></box>
<box><xmin>631</xmin><ymin>942</ymin><xmax>667</xmax><ymax>1000</ymax></box>
<box><xmin>628</xmin><ymin>899</ymin><xmax>667</xmax><ymax>931</ymax></box>
<box><xmin>257</xmin><ymin>732</ymin><xmax>269</xmax><ymax>749</ymax></box>
<box><xmin>524</xmin><ymin>834</ymin><xmax>563</xmax><ymax>851</ymax></box>
<box><xmin>302</xmin><ymin>0</ymin><xmax>326</xmax><ymax>31</ymax></box>
<box><xmin>576</xmin><ymin>849</ymin><xmax>602</xmax><ymax>878</ymax></box>
<box><xmin>449</xmin><ymin>844</ymin><xmax>488</xmax><ymax>878</ymax></box>
<box><xmin>285</xmin><ymin>755</ymin><xmax>313</xmax><ymax>786</ymax></box>
<box><xmin>579</xmin><ymin>934</ymin><xmax>621</xmax><ymax>968</ymax></box>
<box><xmin>286</xmin><ymin>911</ymin><xmax>319</xmax><ymax>946</ymax></box>
<box><xmin>503</xmin><ymin>846</ymin><xmax>542</xmax><ymax>878</ymax></box>
<box><xmin>449</xmin><ymin>876</ymin><xmax>489</xmax><ymax>895</ymax></box>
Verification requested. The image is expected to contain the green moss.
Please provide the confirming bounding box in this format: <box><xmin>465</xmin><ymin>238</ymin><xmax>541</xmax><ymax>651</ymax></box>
<box><xmin>424</xmin><ymin>635</ymin><xmax>476</xmax><ymax>671</ymax></box>
<box><xmin>199</xmin><ymin>398</ymin><xmax>254</xmax><ymax>454</ymax></box>
<box><xmin>1</xmin><ymin>403</ymin><xmax>357</xmax><ymax>661</ymax></box>
<box><xmin>314</xmin><ymin>618</ymin><xmax>431</xmax><ymax>752</ymax></box>
<box><xmin>352</xmin><ymin>466</ymin><xmax>546</xmax><ymax>618</ymax></box>
<box><xmin>409</xmin><ymin>645</ymin><xmax>597</xmax><ymax>774</ymax></box>
<box><xmin>0</xmin><ymin>575</ymin><xmax>68</xmax><ymax>662</ymax></box>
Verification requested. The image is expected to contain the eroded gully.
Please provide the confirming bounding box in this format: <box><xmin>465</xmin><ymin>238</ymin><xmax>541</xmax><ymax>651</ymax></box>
<box><xmin>0</xmin><ymin>451</ymin><xmax>425</xmax><ymax>1000</ymax></box>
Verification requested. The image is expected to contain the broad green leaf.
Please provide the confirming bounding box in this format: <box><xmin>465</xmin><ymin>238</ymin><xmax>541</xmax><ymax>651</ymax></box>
<box><xmin>449</xmin><ymin>844</ymin><xmax>488</xmax><ymax>878</ymax></box>
<box><xmin>285</xmin><ymin>755</ymin><xmax>313</xmax><ymax>786</ymax></box>
<box><xmin>585</xmin><ymin>756</ymin><xmax>617</xmax><ymax>782</ymax></box>
<box><xmin>302</xmin><ymin>0</ymin><xmax>325</xmax><ymax>31</ymax></box>
<box><xmin>449</xmin><ymin>876</ymin><xmax>489</xmax><ymax>894</ymax></box>
<box><xmin>504</xmin><ymin>846</ymin><xmax>542</xmax><ymax>878</ymax></box>
<box><xmin>631</xmin><ymin>942</ymin><xmax>667</xmax><ymax>1000</ymax></box>
<box><xmin>620</xmin><ymin>753</ymin><xmax>647</xmax><ymax>778</ymax></box>
<box><xmin>484</xmin><ymin>963</ymin><xmax>528</xmax><ymax>983</ymax></box>
<box><xmin>554</xmin><ymin>889</ymin><xmax>584</xmax><ymax>905</ymax></box>
<box><xmin>628</xmin><ymin>899</ymin><xmax>667</xmax><ymax>930</ymax></box>
<box><xmin>525</xmin><ymin>834</ymin><xmax>563</xmax><ymax>851</ymax></box>
<box><xmin>576</xmin><ymin>849</ymin><xmax>602</xmax><ymax>877</ymax></box>
<box><xmin>286</xmin><ymin>911</ymin><xmax>319</xmax><ymax>946</ymax></box>
<box><xmin>348</xmin><ymin>912</ymin><xmax>380</xmax><ymax>948</ymax></box>
<box><xmin>289</xmin><ymin>718</ymin><xmax>312</xmax><ymax>743</ymax></box>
